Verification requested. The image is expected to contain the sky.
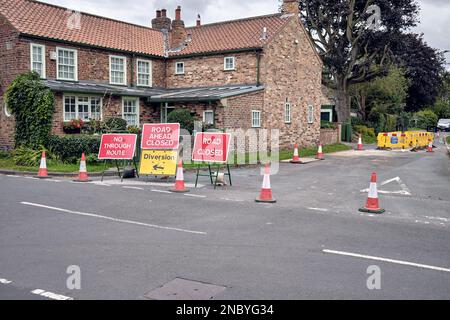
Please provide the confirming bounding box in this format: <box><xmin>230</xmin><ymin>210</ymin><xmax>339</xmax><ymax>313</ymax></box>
<box><xmin>39</xmin><ymin>0</ymin><xmax>449</xmax><ymax>66</ymax></box>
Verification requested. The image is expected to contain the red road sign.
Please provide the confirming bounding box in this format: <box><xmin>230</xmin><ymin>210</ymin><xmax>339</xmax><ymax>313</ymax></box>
<box><xmin>98</xmin><ymin>134</ymin><xmax>137</xmax><ymax>160</ymax></box>
<box><xmin>141</xmin><ymin>123</ymin><xmax>180</xmax><ymax>150</ymax></box>
<box><xmin>192</xmin><ymin>132</ymin><xmax>231</xmax><ymax>163</ymax></box>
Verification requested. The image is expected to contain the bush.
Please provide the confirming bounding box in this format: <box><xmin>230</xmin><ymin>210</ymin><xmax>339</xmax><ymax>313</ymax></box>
<box><xmin>11</xmin><ymin>147</ymin><xmax>57</xmax><ymax>167</ymax></box>
<box><xmin>321</xmin><ymin>121</ymin><xmax>335</xmax><ymax>129</ymax></box>
<box><xmin>354</xmin><ymin>125</ymin><xmax>376</xmax><ymax>144</ymax></box>
<box><xmin>351</xmin><ymin>117</ymin><xmax>366</xmax><ymax>127</ymax></box>
<box><xmin>167</xmin><ymin>109</ymin><xmax>194</xmax><ymax>133</ymax></box>
<box><xmin>46</xmin><ymin>135</ymin><xmax>101</xmax><ymax>163</ymax></box>
<box><xmin>104</xmin><ymin>117</ymin><xmax>128</xmax><ymax>132</ymax></box>
<box><xmin>414</xmin><ymin>109</ymin><xmax>438</xmax><ymax>129</ymax></box>
<box><xmin>0</xmin><ymin>150</ymin><xmax>10</xmax><ymax>159</ymax></box>
<box><xmin>5</xmin><ymin>72</ymin><xmax>55</xmax><ymax>149</ymax></box>
<box><xmin>127</xmin><ymin>125</ymin><xmax>142</xmax><ymax>134</ymax></box>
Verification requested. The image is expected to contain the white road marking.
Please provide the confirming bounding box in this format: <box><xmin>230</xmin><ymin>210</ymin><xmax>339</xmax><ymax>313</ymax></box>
<box><xmin>307</xmin><ymin>207</ymin><xmax>330</xmax><ymax>212</ymax></box>
<box><xmin>183</xmin><ymin>194</ymin><xmax>206</xmax><ymax>198</ymax></box>
<box><xmin>151</xmin><ymin>189</ymin><xmax>172</xmax><ymax>194</ymax></box>
<box><xmin>323</xmin><ymin>249</ymin><xmax>450</xmax><ymax>273</ymax></box>
<box><xmin>361</xmin><ymin>176</ymin><xmax>411</xmax><ymax>196</ymax></box>
<box><xmin>21</xmin><ymin>202</ymin><xmax>207</xmax><ymax>235</ymax></box>
<box><xmin>424</xmin><ymin>216</ymin><xmax>449</xmax><ymax>222</ymax></box>
<box><xmin>91</xmin><ymin>180</ymin><xmax>204</xmax><ymax>188</ymax></box>
<box><xmin>123</xmin><ymin>186</ymin><xmax>144</xmax><ymax>190</ymax></box>
<box><xmin>0</xmin><ymin>278</ymin><xmax>13</xmax><ymax>284</ymax></box>
<box><xmin>31</xmin><ymin>289</ymin><xmax>73</xmax><ymax>300</ymax></box>
<box><xmin>220</xmin><ymin>198</ymin><xmax>244</xmax><ymax>202</ymax></box>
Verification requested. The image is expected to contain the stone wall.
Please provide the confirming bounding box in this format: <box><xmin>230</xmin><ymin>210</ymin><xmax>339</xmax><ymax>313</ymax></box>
<box><xmin>320</xmin><ymin>125</ymin><xmax>341</xmax><ymax>145</ymax></box>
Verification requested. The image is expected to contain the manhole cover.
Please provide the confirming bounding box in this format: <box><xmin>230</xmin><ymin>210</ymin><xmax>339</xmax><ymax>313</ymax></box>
<box><xmin>144</xmin><ymin>278</ymin><xmax>227</xmax><ymax>300</ymax></box>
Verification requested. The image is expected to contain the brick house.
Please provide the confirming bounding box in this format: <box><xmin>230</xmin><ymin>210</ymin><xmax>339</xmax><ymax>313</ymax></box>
<box><xmin>0</xmin><ymin>0</ymin><xmax>322</xmax><ymax>150</ymax></box>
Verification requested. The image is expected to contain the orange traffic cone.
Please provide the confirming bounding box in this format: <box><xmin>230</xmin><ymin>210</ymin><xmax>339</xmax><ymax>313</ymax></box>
<box><xmin>316</xmin><ymin>144</ymin><xmax>324</xmax><ymax>160</ymax></box>
<box><xmin>359</xmin><ymin>172</ymin><xmax>385</xmax><ymax>214</ymax></box>
<box><xmin>255</xmin><ymin>163</ymin><xmax>276</xmax><ymax>203</ymax></box>
<box><xmin>290</xmin><ymin>144</ymin><xmax>302</xmax><ymax>164</ymax></box>
<box><xmin>36</xmin><ymin>151</ymin><xmax>50</xmax><ymax>179</ymax></box>
<box><xmin>427</xmin><ymin>140</ymin><xmax>434</xmax><ymax>153</ymax></box>
<box><xmin>74</xmin><ymin>153</ymin><xmax>91</xmax><ymax>182</ymax></box>
<box><xmin>171</xmin><ymin>161</ymin><xmax>189</xmax><ymax>193</ymax></box>
<box><xmin>356</xmin><ymin>135</ymin><xmax>364</xmax><ymax>151</ymax></box>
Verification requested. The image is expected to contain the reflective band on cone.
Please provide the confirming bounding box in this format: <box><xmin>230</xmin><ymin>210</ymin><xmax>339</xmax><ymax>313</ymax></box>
<box><xmin>256</xmin><ymin>163</ymin><xmax>276</xmax><ymax>203</ymax></box>
<box><xmin>171</xmin><ymin>161</ymin><xmax>189</xmax><ymax>193</ymax></box>
<box><xmin>36</xmin><ymin>151</ymin><xmax>50</xmax><ymax>179</ymax></box>
<box><xmin>359</xmin><ymin>172</ymin><xmax>385</xmax><ymax>214</ymax></box>
<box><xmin>317</xmin><ymin>144</ymin><xmax>324</xmax><ymax>160</ymax></box>
<box><xmin>290</xmin><ymin>144</ymin><xmax>302</xmax><ymax>164</ymax></box>
<box><xmin>74</xmin><ymin>153</ymin><xmax>91</xmax><ymax>182</ymax></box>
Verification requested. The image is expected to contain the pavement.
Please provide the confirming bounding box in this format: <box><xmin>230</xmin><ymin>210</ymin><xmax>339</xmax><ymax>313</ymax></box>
<box><xmin>0</xmin><ymin>135</ymin><xmax>449</xmax><ymax>300</ymax></box>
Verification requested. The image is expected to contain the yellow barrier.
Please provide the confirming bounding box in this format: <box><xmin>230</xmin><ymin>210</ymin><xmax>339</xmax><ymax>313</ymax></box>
<box><xmin>377</xmin><ymin>131</ymin><xmax>434</xmax><ymax>150</ymax></box>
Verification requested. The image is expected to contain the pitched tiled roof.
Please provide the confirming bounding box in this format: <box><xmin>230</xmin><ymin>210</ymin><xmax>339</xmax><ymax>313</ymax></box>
<box><xmin>169</xmin><ymin>13</ymin><xmax>293</xmax><ymax>56</ymax></box>
<box><xmin>0</xmin><ymin>0</ymin><xmax>165</xmax><ymax>57</ymax></box>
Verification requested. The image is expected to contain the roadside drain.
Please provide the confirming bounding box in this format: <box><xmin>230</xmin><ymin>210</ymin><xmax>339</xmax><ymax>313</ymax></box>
<box><xmin>144</xmin><ymin>278</ymin><xmax>227</xmax><ymax>300</ymax></box>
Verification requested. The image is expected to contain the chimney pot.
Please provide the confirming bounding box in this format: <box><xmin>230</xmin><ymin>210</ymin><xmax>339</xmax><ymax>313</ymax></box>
<box><xmin>175</xmin><ymin>6</ymin><xmax>181</xmax><ymax>20</ymax></box>
<box><xmin>196</xmin><ymin>14</ymin><xmax>201</xmax><ymax>26</ymax></box>
<box><xmin>156</xmin><ymin>10</ymin><xmax>161</xmax><ymax>18</ymax></box>
<box><xmin>161</xmin><ymin>9</ymin><xmax>167</xmax><ymax>17</ymax></box>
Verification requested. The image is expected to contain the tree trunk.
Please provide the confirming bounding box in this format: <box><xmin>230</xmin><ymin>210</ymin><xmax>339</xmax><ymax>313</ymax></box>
<box><xmin>335</xmin><ymin>80</ymin><xmax>351</xmax><ymax>123</ymax></box>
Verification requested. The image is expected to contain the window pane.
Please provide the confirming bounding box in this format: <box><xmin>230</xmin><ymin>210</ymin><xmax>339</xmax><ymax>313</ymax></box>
<box><xmin>58</xmin><ymin>49</ymin><xmax>76</xmax><ymax>80</ymax></box>
<box><xmin>123</xmin><ymin>99</ymin><xmax>138</xmax><ymax>126</ymax></box>
<box><xmin>64</xmin><ymin>96</ymin><xmax>76</xmax><ymax>120</ymax></box>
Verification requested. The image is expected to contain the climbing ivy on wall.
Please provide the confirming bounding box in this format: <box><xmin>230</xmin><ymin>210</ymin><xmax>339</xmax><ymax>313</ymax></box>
<box><xmin>5</xmin><ymin>71</ymin><xmax>55</xmax><ymax>149</ymax></box>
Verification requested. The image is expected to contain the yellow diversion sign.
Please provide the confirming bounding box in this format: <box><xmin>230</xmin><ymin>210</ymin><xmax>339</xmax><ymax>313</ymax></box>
<box><xmin>139</xmin><ymin>150</ymin><xmax>178</xmax><ymax>176</ymax></box>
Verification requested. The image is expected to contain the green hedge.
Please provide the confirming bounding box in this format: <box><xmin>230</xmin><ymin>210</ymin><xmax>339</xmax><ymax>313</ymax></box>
<box><xmin>46</xmin><ymin>135</ymin><xmax>101</xmax><ymax>163</ymax></box>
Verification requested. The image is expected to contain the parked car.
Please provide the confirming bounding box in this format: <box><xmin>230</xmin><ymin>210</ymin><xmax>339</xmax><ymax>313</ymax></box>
<box><xmin>437</xmin><ymin>119</ymin><xmax>450</xmax><ymax>131</ymax></box>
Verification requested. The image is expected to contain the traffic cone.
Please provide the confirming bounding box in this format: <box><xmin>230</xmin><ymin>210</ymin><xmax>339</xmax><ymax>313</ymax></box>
<box><xmin>356</xmin><ymin>135</ymin><xmax>364</xmax><ymax>151</ymax></box>
<box><xmin>316</xmin><ymin>144</ymin><xmax>324</xmax><ymax>160</ymax></box>
<box><xmin>427</xmin><ymin>140</ymin><xmax>434</xmax><ymax>153</ymax></box>
<box><xmin>359</xmin><ymin>172</ymin><xmax>385</xmax><ymax>214</ymax></box>
<box><xmin>255</xmin><ymin>163</ymin><xmax>276</xmax><ymax>203</ymax></box>
<box><xmin>171</xmin><ymin>161</ymin><xmax>189</xmax><ymax>193</ymax></box>
<box><xmin>74</xmin><ymin>153</ymin><xmax>91</xmax><ymax>182</ymax></box>
<box><xmin>290</xmin><ymin>144</ymin><xmax>302</xmax><ymax>164</ymax></box>
<box><xmin>36</xmin><ymin>151</ymin><xmax>49</xmax><ymax>179</ymax></box>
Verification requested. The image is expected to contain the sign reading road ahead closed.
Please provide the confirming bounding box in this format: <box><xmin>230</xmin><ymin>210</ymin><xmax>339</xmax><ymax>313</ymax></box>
<box><xmin>141</xmin><ymin>123</ymin><xmax>180</xmax><ymax>150</ymax></box>
<box><xmin>139</xmin><ymin>150</ymin><xmax>178</xmax><ymax>176</ymax></box>
<box><xmin>192</xmin><ymin>132</ymin><xmax>231</xmax><ymax>163</ymax></box>
<box><xmin>98</xmin><ymin>134</ymin><xmax>137</xmax><ymax>160</ymax></box>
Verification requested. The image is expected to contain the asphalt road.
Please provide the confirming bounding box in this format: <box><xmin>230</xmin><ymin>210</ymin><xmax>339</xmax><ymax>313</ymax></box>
<box><xmin>0</xmin><ymin>136</ymin><xmax>449</xmax><ymax>300</ymax></box>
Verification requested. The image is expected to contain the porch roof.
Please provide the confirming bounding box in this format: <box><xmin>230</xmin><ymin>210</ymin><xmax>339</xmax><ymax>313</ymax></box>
<box><xmin>148</xmin><ymin>85</ymin><xmax>265</xmax><ymax>103</ymax></box>
<box><xmin>44</xmin><ymin>80</ymin><xmax>264</xmax><ymax>102</ymax></box>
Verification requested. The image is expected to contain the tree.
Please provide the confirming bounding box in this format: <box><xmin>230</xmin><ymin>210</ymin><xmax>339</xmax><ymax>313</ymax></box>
<box><xmin>5</xmin><ymin>72</ymin><xmax>55</xmax><ymax>149</ymax></box>
<box><xmin>390</xmin><ymin>33</ymin><xmax>446</xmax><ymax>112</ymax></box>
<box><xmin>350</xmin><ymin>67</ymin><xmax>409</xmax><ymax>120</ymax></box>
<box><xmin>297</xmin><ymin>0</ymin><xmax>419</xmax><ymax>122</ymax></box>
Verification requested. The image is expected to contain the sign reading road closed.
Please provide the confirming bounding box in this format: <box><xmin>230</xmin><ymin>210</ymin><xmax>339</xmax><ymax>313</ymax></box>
<box><xmin>141</xmin><ymin>123</ymin><xmax>180</xmax><ymax>150</ymax></box>
<box><xmin>139</xmin><ymin>150</ymin><xmax>178</xmax><ymax>176</ymax></box>
<box><xmin>98</xmin><ymin>134</ymin><xmax>137</xmax><ymax>160</ymax></box>
<box><xmin>192</xmin><ymin>132</ymin><xmax>231</xmax><ymax>163</ymax></box>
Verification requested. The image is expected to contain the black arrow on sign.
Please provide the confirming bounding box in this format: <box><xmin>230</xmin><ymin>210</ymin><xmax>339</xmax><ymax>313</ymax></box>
<box><xmin>153</xmin><ymin>164</ymin><xmax>164</xmax><ymax>171</ymax></box>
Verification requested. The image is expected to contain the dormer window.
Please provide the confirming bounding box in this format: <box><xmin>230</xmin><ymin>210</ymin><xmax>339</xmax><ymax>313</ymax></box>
<box><xmin>175</xmin><ymin>62</ymin><xmax>185</xmax><ymax>75</ymax></box>
<box><xmin>224</xmin><ymin>57</ymin><xmax>235</xmax><ymax>71</ymax></box>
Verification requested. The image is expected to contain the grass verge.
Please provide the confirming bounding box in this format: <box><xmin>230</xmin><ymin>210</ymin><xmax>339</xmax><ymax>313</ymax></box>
<box><xmin>0</xmin><ymin>157</ymin><xmax>111</xmax><ymax>173</ymax></box>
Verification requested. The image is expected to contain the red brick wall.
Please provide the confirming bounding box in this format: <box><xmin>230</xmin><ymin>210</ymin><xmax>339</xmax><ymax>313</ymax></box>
<box><xmin>259</xmin><ymin>17</ymin><xmax>323</xmax><ymax>149</ymax></box>
<box><xmin>166</xmin><ymin>52</ymin><xmax>259</xmax><ymax>88</ymax></box>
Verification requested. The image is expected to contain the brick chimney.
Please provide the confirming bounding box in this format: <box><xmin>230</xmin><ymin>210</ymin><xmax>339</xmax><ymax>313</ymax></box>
<box><xmin>196</xmin><ymin>14</ymin><xmax>201</xmax><ymax>27</ymax></box>
<box><xmin>170</xmin><ymin>6</ymin><xmax>187</xmax><ymax>48</ymax></box>
<box><xmin>151</xmin><ymin>8</ymin><xmax>171</xmax><ymax>31</ymax></box>
<box><xmin>282</xmin><ymin>0</ymin><xmax>299</xmax><ymax>14</ymax></box>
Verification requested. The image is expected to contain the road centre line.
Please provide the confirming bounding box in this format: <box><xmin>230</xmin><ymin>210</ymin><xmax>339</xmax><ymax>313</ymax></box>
<box><xmin>0</xmin><ymin>278</ymin><xmax>13</xmax><ymax>284</ymax></box>
<box><xmin>122</xmin><ymin>186</ymin><xmax>144</xmax><ymax>190</ymax></box>
<box><xmin>31</xmin><ymin>289</ymin><xmax>73</xmax><ymax>300</ymax></box>
<box><xmin>323</xmin><ymin>249</ymin><xmax>450</xmax><ymax>273</ymax></box>
<box><xmin>151</xmin><ymin>189</ymin><xmax>173</xmax><ymax>194</ymax></box>
<box><xmin>307</xmin><ymin>207</ymin><xmax>330</xmax><ymax>212</ymax></box>
<box><xmin>184</xmin><ymin>194</ymin><xmax>206</xmax><ymax>198</ymax></box>
<box><xmin>21</xmin><ymin>202</ymin><xmax>207</xmax><ymax>235</ymax></box>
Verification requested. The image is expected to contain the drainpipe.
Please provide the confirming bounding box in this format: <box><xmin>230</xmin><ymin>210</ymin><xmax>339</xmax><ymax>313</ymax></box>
<box><xmin>131</xmin><ymin>54</ymin><xmax>136</xmax><ymax>87</ymax></box>
<box><xmin>256</xmin><ymin>50</ymin><xmax>262</xmax><ymax>87</ymax></box>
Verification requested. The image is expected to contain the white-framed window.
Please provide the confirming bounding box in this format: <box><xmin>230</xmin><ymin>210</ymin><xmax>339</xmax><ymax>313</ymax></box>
<box><xmin>56</xmin><ymin>47</ymin><xmax>77</xmax><ymax>81</ymax></box>
<box><xmin>224</xmin><ymin>57</ymin><xmax>235</xmax><ymax>71</ymax></box>
<box><xmin>136</xmin><ymin>59</ymin><xmax>152</xmax><ymax>87</ymax></box>
<box><xmin>284</xmin><ymin>101</ymin><xmax>291</xmax><ymax>124</ymax></box>
<box><xmin>63</xmin><ymin>95</ymin><xmax>103</xmax><ymax>121</ymax></box>
<box><xmin>30</xmin><ymin>43</ymin><xmax>46</xmax><ymax>78</ymax></box>
<box><xmin>175</xmin><ymin>62</ymin><xmax>185</xmax><ymax>75</ymax></box>
<box><xmin>307</xmin><ymin>105</ymin><xmax>315</xmax><ymax>124</ymax></box>
<box><xmin>122</xmin><ymin>97</ymin><xmax>139</xmax><ymax>126</ymax></box>
<box><xmin>203</xmin><ymin>110</ymin><xmax>214</xmax><ymax>125</ymax></box>
<box><xmin>252</xmin><ymin>110</ymin><xmax>261</xmax><ymax>128</ymax></box>
<box><xmin>110</xmin><ymin>55</ymin><xmax>127</xmax><ymax>85</ymax></box>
